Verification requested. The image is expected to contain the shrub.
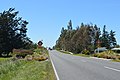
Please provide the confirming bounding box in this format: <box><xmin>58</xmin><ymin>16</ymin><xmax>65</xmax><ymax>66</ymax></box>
<box><xmin>32</xmin><ymin>52</ymin><xmax>47</xmax><ymax>61</ymax></box>
<box><xmin>32</xmin><ymin>55</ymin><xmax>47</xmax><ymax>61</ymax></box>
<box><xmin>116</xmin><ymin>55</ymin><xmax>120</xmax><ymax>60</ymax></box>
<box><xmin>82</xmin><ymin>50</ymin><xmax>90</xmax><ymax>55</ymax></box>
<box><xmin>92</xmin><ymin>53</ymin><xmax>98</xmax><ymax>57</ymax></box>
<box><xmin>12</xmin><ymin>49</ymin><xmax>33</xmax><ymax>58</ymax></box>
<box><xmin>101</xmin><ymin>54</ymin><xmax>107</xmax><ymax>58</ymax></box>
<box><xmin>34</xmin><ymin>48</ymin><xmax>42</xmax><ymax>55</ymax></box>
<box><xmin>92</xmin><ymin>50</ymin><xmax>119</xmax><ymax>60</ymax></box>
<box><xmin>106</xmin><ymin>50</ymin><xmax>116</xmax><ymax>55</ymax></box>
<box><xmin>106</xmin><ymin>55</ymin><xmax>112</xmax><ymax>59</ymax></box>
<box><xmin>34</xmin><ymin>47</ymin><xmax>47</xmax><ymax>55</ymax></box>
<box><xmin>110</xmin><ymin>55</ymin><xmax>117</xmax><ymax>59</ymax></box>
<box><xmin>25</xmin><ymin>55</ymin><xmax>33</xmax><ymax>61</ymax></box>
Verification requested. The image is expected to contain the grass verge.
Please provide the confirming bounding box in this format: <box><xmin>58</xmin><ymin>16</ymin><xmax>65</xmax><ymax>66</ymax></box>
<box><xmin>0</xmin><ymin>57</ymin><xmax>10</xmax><ymax>61</ymax></box>
<box><xmin>58</xmin><ymin>50</ymin><xmax>120</xmax><ymax>62</ymax></box>
<box><xmin>58</xmin><ymin>50</ymin><xmax>71</xmax><ymax>54</ymax></box>
<box><xmin>73</xmin><ymin>54</ymin><xmax>91</xmax><ymax>57</ymax></box>
<box><xmin>0</xmin><ymin>59</ymin><xmax>56</xmax><ymax>80</ymax></box>
<box><xmin>58</xmin><ymin>50</ymin><xmax>90</xmax><ymax>57</ymax></box>
<box><xmin>112</xmin><ymin>59</ymin><xmax>120</xmax><ymax>62</ymax></box>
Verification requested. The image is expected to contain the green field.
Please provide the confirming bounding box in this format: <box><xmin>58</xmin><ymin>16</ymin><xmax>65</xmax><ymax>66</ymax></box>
<box><xmin>0</xmin><ymin>58</ymin><xmax>56</xmax><ymax>80</ymax></box>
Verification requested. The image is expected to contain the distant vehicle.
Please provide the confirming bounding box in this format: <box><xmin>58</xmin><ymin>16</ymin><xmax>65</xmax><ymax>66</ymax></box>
<box><xmin>94</xmin><ymin>47</ymin><xmax>107</xmax><ymax>53</ymax></box>
<box><xmin>111</xmin><ymin>48</ymin><xmax>120</xmax><ymax>54</ymax></box>
<box><xmin>49</xmin><ymin>47</ymin><xmax>52</xmax><ymax>50</ymax></box>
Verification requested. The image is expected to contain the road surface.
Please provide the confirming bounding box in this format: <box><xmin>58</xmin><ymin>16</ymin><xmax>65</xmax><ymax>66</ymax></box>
<box><xmin>49</xmin><ymin>50</ymin><xmax>120</xmax><ymax>80</ymax></box>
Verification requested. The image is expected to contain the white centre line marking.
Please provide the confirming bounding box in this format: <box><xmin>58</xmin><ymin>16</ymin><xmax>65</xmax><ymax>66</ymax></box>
<box><xmin>104</xmin><ymin>66</ymin><xmax>120</xmax><ymax>72</ymax></box>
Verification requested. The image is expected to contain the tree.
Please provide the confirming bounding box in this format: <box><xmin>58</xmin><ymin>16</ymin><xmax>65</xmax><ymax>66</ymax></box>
<box><xmin>0</xmin><ymin>8</ymin><xmax>32</xmax><ymax>56</ymax></box>
<box><xmin>55</xmin><ymin>20</ymin><xmax>74</xmax><ymax>51</ymax></box>
<box><xmin>67</xmin><ymin>20</ymin><xmax>72</xmax><ymax>30</ymax></box>
<box><xmin>109</xmin><ymin>30</ymin><xmax>117</xmax><ymax>48</ymax></box>
<box><xmin>55</xmin><ymin>27</ymin><xmax>67</xmax><ymax>50</ymax></box>
<box><xmin>93</xmin><ymin>25</ymin><xmax>101</xmax><ymax>49</ymax></box>
<box><xmin>71</xmin><ymin>24</ymin><xmax>92</xmax><ymax>53</ymax></box>
<box><xmin>100</xmin><ymin>25</ymin><xmax>110</xmax><ymax>48</ymax></box>
<box><xmin>55</xmin><ymin>21</ymin><xmax>118</xmax><ymax>54</ymax></box>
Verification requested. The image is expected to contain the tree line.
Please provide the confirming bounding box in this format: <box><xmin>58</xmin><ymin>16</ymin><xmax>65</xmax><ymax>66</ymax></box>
<box><xmin>0</xmin><ymin>8</ymin><xmax>34</xmax><ymax>56</ymax></box>
<box><xmin>54</xmin><ymin>20</ymin><xmax>117</xmax><ymax>53</ymax></box>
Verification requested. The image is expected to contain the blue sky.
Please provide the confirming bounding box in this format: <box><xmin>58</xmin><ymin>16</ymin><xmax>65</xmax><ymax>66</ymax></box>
<box><xmin>0</xmin><ymin>0</ymin><xmax>120</xmax><ymax>47</ymax></box>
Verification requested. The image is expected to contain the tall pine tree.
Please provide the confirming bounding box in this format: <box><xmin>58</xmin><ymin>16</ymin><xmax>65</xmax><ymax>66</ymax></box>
<box><xmin>100</xmin><ymin>25</ymin><xmax>110</xmax><ymax>48</ymax></box>
<box><xmin>109</xmin><ymin>30</ymin><xmax>117</xmax><ymax>48</ymax></box>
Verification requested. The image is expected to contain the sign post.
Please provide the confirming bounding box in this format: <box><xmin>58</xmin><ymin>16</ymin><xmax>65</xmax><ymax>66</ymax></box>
<box><xmin>96</xmin><ymin>40</ymin><xmax>102</xmax><ymax>53</ymax></box>
<box><xmin>38</xmin><ymin>40</ymin><xmax>43</xmax><ymax>48</ymax></box>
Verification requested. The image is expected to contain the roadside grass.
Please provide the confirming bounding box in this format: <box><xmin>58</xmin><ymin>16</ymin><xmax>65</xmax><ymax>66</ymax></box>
<box><xmin>92</xmin><ymin>50</ymin><xmax>120</xmax><ymax>61</ymax></box>
<box><xmin>0</xmin><ymin>57</ymin><xmax>10</xmax><ymax>61</ymax></box>
<box><xmin>0</xmin><ymin>59</ymin><xmax>56</xmax><ymax>80</ymax></box>
<box><xmin>59</xmin><ymin>50</ymin><xmax>71</xmax><ymax>54</ymax></box>
<box><xmin>112</xmin><ymin>59</ymin><xmax>120</xmax><ymax>62</ymax></box>
<box><xmin>0</xmin><ymin>47</ymin><xmax>56</xmax><ymax>80</ymax></box>
<box><xmin>57</xmin><ymin>50</ymin><xmax>120</xmax><ymax>62</ymax></box>
<box><xmin>73</xmin><ymin>54</ymin><xmax>91</xmax><ymax>57</ymax></box>
<box><xmin>58</xmin><ymin>50</ymin><xmax>90</xmax><ymax>57</ymax></box>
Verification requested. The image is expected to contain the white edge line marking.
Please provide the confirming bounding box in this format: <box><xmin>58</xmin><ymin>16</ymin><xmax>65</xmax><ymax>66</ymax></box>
<box><xmin>49</xmin><ymin>52</ymin><xmax>60</xmax><ymax>80</ymax></box>
<box><xmin>104</xmin><ymin>66</ymin><xmax>120</xmax><ymax>72</ymax></box>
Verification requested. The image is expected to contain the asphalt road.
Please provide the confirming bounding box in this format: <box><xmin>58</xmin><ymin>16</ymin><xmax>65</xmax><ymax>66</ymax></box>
<box><xmin>49</xmin><ymin>50</ymin><xmax>120</xmax><ymax>80</ymax></box>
